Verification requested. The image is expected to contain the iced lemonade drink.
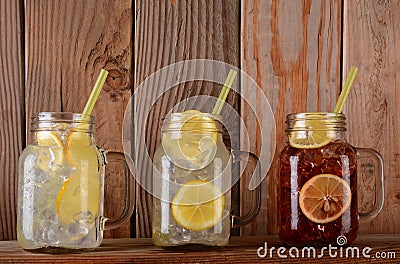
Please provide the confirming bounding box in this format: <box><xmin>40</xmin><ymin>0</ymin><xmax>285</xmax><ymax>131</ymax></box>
<box><xmin>17</xmin><ymin>114</ymin><xmax>103</xmax><ymax>251</ymax></box>
<box><xmin>152</xmin><ymin>110</ymin><xmax>232</xmax><ymax>246</ymax></box>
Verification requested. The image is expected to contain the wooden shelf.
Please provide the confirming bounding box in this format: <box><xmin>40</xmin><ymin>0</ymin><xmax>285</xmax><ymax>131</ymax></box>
<box><xmin>0</xmin><ymin>235</ymin><xmax>399</xmax><ymax>263</ymax></box>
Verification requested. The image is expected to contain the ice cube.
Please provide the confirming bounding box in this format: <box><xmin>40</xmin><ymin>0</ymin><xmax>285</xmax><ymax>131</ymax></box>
<box><xmin>67</xmin><ymin>223</ymin><xmax>89</xmax><ymax>241</ymax></box>
<box><xmin>73</xmin><ymin>211</ymin><xmax>95</xmax><ymax>225</ymax></box>
<box><xmin>34</xmin><ymin>221</ymin><xmax>60</xmax><ymax>245</ymax></box>
<box><xmin>51</xmin><ymin>161</ymin><xmax>76</xmax><ymax>180</ymax></box>
<box><xmin>41</xmin><ymin>207</ymin><xmax>58</xmax><ymax>224</ymax></box>
<box><xmin>180</xmin><ymin>227</ymin><xmax>191</xmax><ymax>242</ymax></box>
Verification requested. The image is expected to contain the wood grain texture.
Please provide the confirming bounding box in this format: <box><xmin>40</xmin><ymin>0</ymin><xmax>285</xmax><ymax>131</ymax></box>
<box><xmin>343</xmin><ymin>0</ymin><xmax>400</xmax><ymax>233</ymax></box>
<box><xmin>0</xmin><ymin>235</ymin><xmax>399</xmax><ymax>263</ymax></box>
<box><xmin>0</xmin><ymin>0</ymin><xmax>24</xmax><ymax>240</ymax></box>
<box><xmin>134</xmin><ymin>0</ymin><xmax>240</xmax><ymax>237</ymax></box>
<box><xmin>241</xmin><ymin>0</ymin><xmax>342</xmax><ymax>234</ymax></box>
<box><xmin>24</xmin><ymin>0</ymin><xmax>133</xmax><ymax>238</ymax></box>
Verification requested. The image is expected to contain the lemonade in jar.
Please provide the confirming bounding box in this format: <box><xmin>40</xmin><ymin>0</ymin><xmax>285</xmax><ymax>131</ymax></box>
<box><xmin>17</xmin><ymin>112</ymin><xmax>134</xmax><ymax>252</ymax></box>
<box><xmin>152</xmin><ymin>110</ymin><xmax>261</xmax><ymax>247</ymax></box>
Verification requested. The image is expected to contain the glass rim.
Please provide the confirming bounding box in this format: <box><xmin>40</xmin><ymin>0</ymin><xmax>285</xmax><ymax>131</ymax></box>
<box><xmin>163</xmin><ymin>112</ymin><xmax>222</xmax><ymax>120</ymax></box>
<box><xmin>285</xmin><ymin>112</ymin><xmax>347</xmax><ymax>132</ymax></box>
<box><xmin>286</xmin><ymin>112</ymin><xmax>346</xmax><ymax>120</ymax></box>
<box><xmin>162</xmin><ymin>112</ymin><xmax>223</xmax><ymax>133</ymax></box>
<box><xmin>32</xmin><ymin>112</ymin><xmax>95</xmax><ymax>124</ymax></box>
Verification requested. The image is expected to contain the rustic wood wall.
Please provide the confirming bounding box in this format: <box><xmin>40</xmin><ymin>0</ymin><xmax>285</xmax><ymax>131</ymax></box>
<box><xmin>134</xmin><ymin>0</ymin><xmax>240</xmax><ymax>237</ymax></box>
<box><xmin>0</xmin><ymin>0</ymin><xmax>399</xmax><ymax>240</ymax></box>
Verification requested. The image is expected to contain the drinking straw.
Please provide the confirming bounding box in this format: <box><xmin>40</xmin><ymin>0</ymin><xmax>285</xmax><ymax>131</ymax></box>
<box><xmin>82</xmin><ymin>69</ymin><xmax>109</xmax><ymax>116</ymax></box>
<box><xmin>333</xmin><ymin>66</ymin><xmax>358</xmax><ymax>113</ymax></box>
<box><xmin>212</xmin><ymin>69</ymin><xmax>237</xmax><ymax>115</ymax></box>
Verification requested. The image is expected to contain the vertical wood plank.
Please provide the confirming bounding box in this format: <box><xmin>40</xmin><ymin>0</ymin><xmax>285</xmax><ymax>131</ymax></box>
<box><xmin>0</xmin><ymin>0</ymin><xmax>24</xmax><ymax>240</ymax></box>
<box><xmin>134</xmin><ymin>0</ymin><xmax>240</xmax><ymax>237</ymax></box>
<box><xmin>343</xmin><ymin>0</ymin><xmax>400</xmax><ymax>233</ymax></box>
<box><xmin>241</xmin><ymin>0</ymin><xmax>342</xmax><ymax>234</ymax></box>
<box><xmin>25</xmin><ymin>0</ymin><xmax>133</xmax><ymax>238</ymax></box>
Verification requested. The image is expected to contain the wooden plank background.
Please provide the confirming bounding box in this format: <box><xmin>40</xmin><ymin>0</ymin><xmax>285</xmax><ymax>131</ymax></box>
<box><xmin>24</xmin><ymin>0</ymin><xmax>133</xmax><ymax>238</ymax></box>
<box><xmin>0</xmin><ymin>0</ymin><xmax>24</xmax><ymax>241</ymax></box>
<box><xmin>241</xmin><ymin>0</ymin><xmax>342</xmax><ymax>235</ymax></box>
<box><xmin>343</xmin><ymin>0</ymin><xmax>400</xmax><ymax>233</ymax></box>
<box><xmin>0</xmin><ymin>0</ymin><xmax>399</xmax><ymax>240</ymax></box>
<box><xmin>134</xmin><ymin>0</ymin><xmax>240</xmax><ymax>237</ymax></box>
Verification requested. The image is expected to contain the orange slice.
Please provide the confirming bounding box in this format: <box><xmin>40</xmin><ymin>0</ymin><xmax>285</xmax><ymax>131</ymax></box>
<box><xmin>299</xmin><ymin>174</ymin><xmax>351</xmax><ymax>224</ymax></box>
<box><xmin>171</xmin><ymin>180</ymin><xmax>225</xmax><ymax>231</ymax></box>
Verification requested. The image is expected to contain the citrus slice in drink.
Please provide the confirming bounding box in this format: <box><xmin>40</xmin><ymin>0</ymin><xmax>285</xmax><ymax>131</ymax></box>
<box><xmin>56</xmin><ymin>125</ymin><xmax>101</xmax><ymax>226</ymax></box>
<box><xmin>299</xmin><ymin>174</ymin><xmax>351</xmax><ymax>224</ymax></box>
<box><xmin>55</xmin><ymin>165</ymin><xmax>101</xmax><ymax>226</ymax></box>
<box><xmin>65</xmin><ymin>124</ymin><xmax>92</xmax><ymax>164</ymax></box>
<box><xmin>171</xmin><ymin>180</ymin><xmax>225</xmax><ymax>231</ymax></box>
<box><xmin>162</xmin><ymin>110</ymin><xmax>218</xmax><ymax>169</ymax></box>
<box><xmin>36</xmin><ymin>131</ymin><xmax>64</xmax><ymax>171</ymax></box>
<box><xmin>289</xmin><ymin>117</ymin><xmax>335</xmax><ymax>149</ymax></box>
<box><xmin>177</xmin><ymin>110</ymin><xmax>218</xmax><ymax>159</ymax></box>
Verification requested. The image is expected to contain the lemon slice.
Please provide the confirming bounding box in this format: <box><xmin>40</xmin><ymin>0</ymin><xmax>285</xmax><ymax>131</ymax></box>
<box><xmin>55</xmin><ymin>164</ymin><xmax>101</xmax><ymax>226</ymax></box>
<box><xmin>36</xmin><ymin>131</ymin><xmax>64</xmax><ymax>171</ymax></box>
<box><xmin>65</xmin><ymin>124</ymin><xmax>92</xmax><ymax>164</ymax></box>
<box><xmin>177</xmin><ymin>110</ymin><xmax>218</xmax><ymax>159</ymax></box>
<box><xmin>162</xmin><ymin>110</ymin><xmax>218</xmax><ymax>169</ymax></box>
<box><xmin>37</xmin><ymin>131</ymin><xmax>63</xmax><ymax>146</ymax></box>
<box><xmin>171</xmin><ymin>180</ymin><xmax>225</xmax><ymax>231</ymax></box>
<box><xmin>55</xmin><ymin>125</ymin><xmax>101</xmax><ymax>225</ymax></box>
<box><xmin>299</xmin><ymin>174</ymin><xmax>351</xmax><ymax>224</ymax></box>
<box><xmin>289</xmin><ymin>118</ymin><xmax>335</xmax><ymax>149</ymax></box>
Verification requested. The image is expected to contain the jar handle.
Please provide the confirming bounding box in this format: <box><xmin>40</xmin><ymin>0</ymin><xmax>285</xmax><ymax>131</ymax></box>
<box><xmin>101</xmin><ymin>151</ymin><xmax>135</xmax><ymax>230</ymax></box>
<box><xmin>355</xmin><ymin>148</ymin><xmax>384</xmax><ymax>222</ymax></box>
<box><xmin>230</xmin><ymin>150</ymin><xmax>261</xmax><ymax>228</ymax></box>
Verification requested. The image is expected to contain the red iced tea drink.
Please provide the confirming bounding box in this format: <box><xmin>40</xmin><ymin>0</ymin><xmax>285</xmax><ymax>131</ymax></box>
<box><xmin>278</xmin><ymin>112</ymin><xmax>358</xmax><ymax>245</ymax></box>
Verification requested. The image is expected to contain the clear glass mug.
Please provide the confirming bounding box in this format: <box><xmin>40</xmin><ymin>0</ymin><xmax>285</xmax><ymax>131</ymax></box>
<box><xmin>152</xmin><ymin>112</ymin><xmax>261</xmax><ymax>247</ymax></box>
<box><xmin>17</xmin><ymin>112</ymin><xmax>135</xmax><ymax>252</ymax></box>
<box><xmin>278</xmin><ymin>112</ymin><xmax>384</xmax><ymax>245</ymax></box>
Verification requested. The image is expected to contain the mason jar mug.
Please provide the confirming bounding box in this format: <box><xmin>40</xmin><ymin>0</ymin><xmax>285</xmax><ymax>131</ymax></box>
<box><xmin>17</xmin><ymin>112</ymin><xmax>135</xmax><ymax>252</ymax></box>
<box><xmin>152</xmin><ymin>112</ymin><xmax>261</xmax><ymax>247</ymax></box>
<box><xmin>278</xmin><ymin>112</ymin><xmax>384</xmax><ymax>245</ymax></box>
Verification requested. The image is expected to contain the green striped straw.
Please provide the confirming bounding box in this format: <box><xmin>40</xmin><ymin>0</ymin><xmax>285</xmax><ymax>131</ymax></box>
<box><xmin>212</xmin><ymin>69</ymin><xmax>237</xmax><ymax>115</ymax></box>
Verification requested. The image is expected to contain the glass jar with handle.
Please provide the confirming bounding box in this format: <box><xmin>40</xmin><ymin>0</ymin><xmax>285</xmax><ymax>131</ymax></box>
<box><xmin>152</xmin><ymin>111</ymin><xmax>261</xmax><ymax>247</ymax></box>
<box><xmin>278</xmin><ymin>112</ymin><xmax>384</xmax><ymax>245</ymax></box>
<box><xmin>17</xmin><ymin>112</ymin><xmax>135</xmax><ymax>252</ymax></box>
